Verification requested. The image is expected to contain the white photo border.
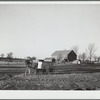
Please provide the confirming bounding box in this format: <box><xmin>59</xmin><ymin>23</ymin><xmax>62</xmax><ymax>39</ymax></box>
<box><xmin>0</xmin><ymin>1</ymin><xmax>100</xmax><ymax>99</ymax></box>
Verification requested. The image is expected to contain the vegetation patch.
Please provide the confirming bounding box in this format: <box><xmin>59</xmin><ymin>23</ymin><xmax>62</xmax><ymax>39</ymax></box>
<box><xmin>0</xmin><ymin>73</ymin><xmax>100</xmax><ymax>90</ymax></box>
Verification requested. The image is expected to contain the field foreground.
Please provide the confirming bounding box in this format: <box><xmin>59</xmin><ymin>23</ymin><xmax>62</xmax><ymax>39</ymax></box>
<box><xmin>0</xmin><ymin>73</ymin><xmax>100</xmax><ymax>90</ymax></box>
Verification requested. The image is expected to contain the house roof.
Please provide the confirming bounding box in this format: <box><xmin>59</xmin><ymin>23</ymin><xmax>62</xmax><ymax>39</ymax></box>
<box><xmin>51</xmin><ymin>50</ymin><xmax>73</xmax><ymax>56</ymax></box>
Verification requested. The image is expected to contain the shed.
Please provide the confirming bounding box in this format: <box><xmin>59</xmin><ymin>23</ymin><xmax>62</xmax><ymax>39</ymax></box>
<box><xmin>44</xmin><ymin>58</ymin><xmax>53</xmax><ymax>62</ymax></box>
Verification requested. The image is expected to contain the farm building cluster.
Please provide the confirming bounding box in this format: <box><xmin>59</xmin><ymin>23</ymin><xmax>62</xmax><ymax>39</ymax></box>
<box><xmin>0</xmin><ymin>50</ymin><xmax>79</xmax><ymax>66</ymax></box>
<box><xmin>1</xmin><ymin>49</ymin><xmax>100</xmax><ymax>67</ymax></box>
<box><xmin>0</xmin><ymin>49</ymin><xmax>100</xmax><ymax>75</ymax></box>
<box><xmin>0</xmin><ymin>50</ymin><xmax>78</xmax><ymax>70</ymax></box>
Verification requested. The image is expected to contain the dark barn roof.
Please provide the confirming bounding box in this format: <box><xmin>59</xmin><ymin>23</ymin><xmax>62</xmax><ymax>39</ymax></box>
<box><xmin>51</xmin><ymin>50</ymin><xmax>74</xmax><ymax>56</ymax></box>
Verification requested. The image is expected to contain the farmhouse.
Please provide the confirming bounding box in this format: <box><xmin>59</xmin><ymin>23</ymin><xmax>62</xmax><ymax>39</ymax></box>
<box><xmin>51</xmin><ymin>50</ymin><xmax>77</xmax><ymax>61</ymax></box>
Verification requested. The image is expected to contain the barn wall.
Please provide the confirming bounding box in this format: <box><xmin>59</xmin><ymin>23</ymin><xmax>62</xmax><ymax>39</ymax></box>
<box><xmin>68</xmin><ymin>51</ymin><xmax>77</xmax><ymax>61</ymax></box>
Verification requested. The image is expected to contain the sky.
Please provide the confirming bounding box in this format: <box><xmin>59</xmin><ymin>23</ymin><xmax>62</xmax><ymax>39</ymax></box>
<box><xmin>0</xmin><ymin>4</ymin><xmax>100</xmax><ymax>59</ymax></box>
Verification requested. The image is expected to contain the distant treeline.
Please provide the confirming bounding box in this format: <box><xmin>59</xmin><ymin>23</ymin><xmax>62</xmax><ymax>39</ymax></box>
<box><xmin>0</xmin><ymin>57</ymin><xmax>25</xmax><ymax>62</ymax></box>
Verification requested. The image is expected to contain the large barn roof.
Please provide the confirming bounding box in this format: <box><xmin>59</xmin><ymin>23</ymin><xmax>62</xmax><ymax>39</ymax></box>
<box><xmin>51</xmin><ymin>50</ymin><xmax>73</xmax><ymax>56</ymax></box>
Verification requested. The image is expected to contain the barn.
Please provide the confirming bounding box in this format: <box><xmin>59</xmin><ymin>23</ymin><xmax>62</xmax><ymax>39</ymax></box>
<box><xmin>51</xmin><ymin>50</ymin><xmax>77</xmax><ymax>61</ymax></box>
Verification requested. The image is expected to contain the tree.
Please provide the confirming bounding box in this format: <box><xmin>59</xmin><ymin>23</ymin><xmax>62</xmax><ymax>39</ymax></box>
<box><xmin>7</xmin><ymin>52</ymin><xmax>13</xmax><ymax>58</ymax></box>
<box><xmin>1</xmin><ymin>53</ymin><xmax>4</xmax><ymax>58</ymax></box>
<box><xmin>78</xmin><ymin>54</ymin><xmax>82</xmax><ymax>60</ymax></box>
<box><xmin>98</xmin><ymin>57</ymin><xmax>100</xmax><ymax>62</ymax></box>
<box><xmin>87</xmin><ymin>43</ymin><xmax>96</xmax><ymax>62</ymax></box>
<box><xmin>26</xmin><ymin>56</ymin><xmax>31</xmax><ymax>60</ymax></box>
<box><xmin>31</xmin><ymin>56</ymin><xmax>36</xmax><ymax>60</ymax></box>
<box><xmin>94</xmin><ymin>55</ymin><xmax>98</xmax><ymax>62</ymax></box>
<box><xmin>81</xmin><ymin>52</ymin><xmax>87</xmax><ymax>62</ymax></box>
<box><xmin>71</xmin><ymin>45</ymin><xmax>79</xmax><ymax>54</ymax></box>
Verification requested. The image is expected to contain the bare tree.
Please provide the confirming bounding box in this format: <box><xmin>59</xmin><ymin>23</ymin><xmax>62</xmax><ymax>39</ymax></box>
<box><xmin>94</xmin><ymin>55</ymin><xmax>98</xmax><ymax>62</ymax></box>
<box><xmin>98</xmin><ymin>57</ymin><xmax>100</xmax><ymax>62</ymax></box>
<box><xmin>71</xmin><ymin>45</ymin><xmax>79</xmax><ymax>54</ymax></box>
<box><xmin>87</xmin><ymin>43</ymin><xmax>97</xmax><ymax>62</ymax></box>
<box><xmin>7</xmin><ymin>52</ymin><xmax>13</xmax><ymax>58</ymax></box>
<box><xmin>1</xmin><ymin>53</ymin><xmax>4</xmax><ymax>58</ymax></box>
<box><xmin>81</xmin><ymin>52</ymin><xmax>87</xmax><ymax>62</ymax></box>
<box><xmin>78</xmin><ymin>54</ymin><xmax>82</xmax><ymax>60</ymax></box>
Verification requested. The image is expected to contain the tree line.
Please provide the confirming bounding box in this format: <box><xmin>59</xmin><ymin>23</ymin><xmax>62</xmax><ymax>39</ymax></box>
<box><xmin>0</xmin><ymin>43</ymin><xmax>100</xmax><ymax>63</ymax></box>
<box><xmin>0</xmin><ymin>52</ymin><xmax>13</xmax><ymax>59</ymax></box>
<box><xmin>72</xmin><ymin>43</ymin><xmax>99</xmax><ymax>63</ymax></box>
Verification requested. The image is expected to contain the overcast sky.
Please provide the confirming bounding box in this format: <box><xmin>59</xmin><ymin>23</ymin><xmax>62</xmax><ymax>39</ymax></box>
<box><xmin>0</xmin><ymin>4</ymin><xmax>100</xmax><ymax>59</ymax></box>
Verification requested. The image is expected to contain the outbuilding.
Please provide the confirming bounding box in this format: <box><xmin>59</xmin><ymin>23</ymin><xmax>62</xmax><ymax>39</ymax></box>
<box><xmin>51</xmin><ymin>50</ymin><xmax>77</xmax><ymax>61</ymax></box>
<box><xmin>42</xmin><ymin>58</ymin><xmax>54</xmax><ymax>73</ymax></box>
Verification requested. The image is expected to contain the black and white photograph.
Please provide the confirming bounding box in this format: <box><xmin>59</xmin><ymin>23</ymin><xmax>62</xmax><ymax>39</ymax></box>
<box><xmin>0</xmin><ymin>1</ymin><xmax>100</xmax><ymax>91</ymax></box>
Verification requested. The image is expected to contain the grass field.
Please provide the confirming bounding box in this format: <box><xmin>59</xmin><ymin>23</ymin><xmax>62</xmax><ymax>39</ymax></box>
<box><xmin>0</xmin><ymin>64</ymin><xmax>100</xmax><ymax>90</ymax></box>
<box><xmin>0</xmin><ymin>63</ymin><xmax>100</xmax><ymax>74</ymax></box>
<box><xmin>53</xmin><ymin>64</ymin><xmax>100</xmax><ymax>74</ymax></box>
<box><xmin>0</xmin><ymin>73</ymin><xmax>100</xmax><ymax>90</ymax></box>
